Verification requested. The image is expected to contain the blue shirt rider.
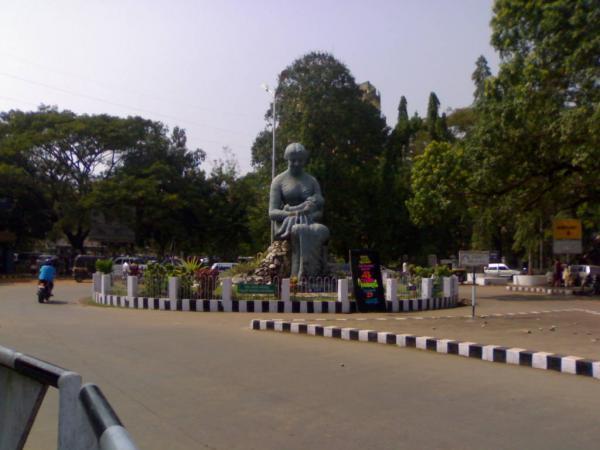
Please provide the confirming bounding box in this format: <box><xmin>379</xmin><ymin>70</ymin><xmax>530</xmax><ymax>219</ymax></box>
<box><xmin>39</xmin><ymin>260</ymin><xmax>57</xmax><ymax>294</ymax></box>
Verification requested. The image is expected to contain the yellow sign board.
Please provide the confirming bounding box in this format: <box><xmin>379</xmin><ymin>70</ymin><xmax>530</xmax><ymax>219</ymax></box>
<box><xmin>553</xmin><ymin>219</ymin><xmax>582</xmax><ymax>240</ymax></box>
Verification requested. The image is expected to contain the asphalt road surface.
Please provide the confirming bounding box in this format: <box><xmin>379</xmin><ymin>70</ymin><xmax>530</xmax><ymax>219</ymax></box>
<box><xmin>1</xmin><ymin>281</ymin><xmax>600</xmax><ymax>450</ymax></box>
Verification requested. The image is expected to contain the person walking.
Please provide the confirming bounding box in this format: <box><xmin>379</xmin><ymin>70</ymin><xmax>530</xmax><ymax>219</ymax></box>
<box><xmin>553</xmin><ymin>259</ymin><xmax>563</xmax><ymax>287</ymax></box>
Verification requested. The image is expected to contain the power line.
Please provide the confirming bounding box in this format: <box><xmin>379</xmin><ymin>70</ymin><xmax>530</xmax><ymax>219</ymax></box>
<box><xmin>0</xmin><ymin>51</ymin><xmax>258</xmax><ymax>119</ymax></box>
<box><xmin>0</xmin><ymin>71</ymin><xmax>256</xmax><ymax>138</ymax></box>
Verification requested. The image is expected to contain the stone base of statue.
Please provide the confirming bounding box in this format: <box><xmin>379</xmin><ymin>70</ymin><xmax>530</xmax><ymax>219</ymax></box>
<box><xmin>251</xmin><ymin>240</ymin><xmax>291</xmax><ymax>282</ymax></box>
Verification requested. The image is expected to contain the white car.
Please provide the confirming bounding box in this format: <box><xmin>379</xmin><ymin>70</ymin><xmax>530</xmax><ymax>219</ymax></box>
<box><xmin>484</xmin><ymin>263</ymin><xmax>521</xmax><ymax>278</ymax></box>
<box><xmin>210</xmin><ymin>262</ymin><xmax>237</xmax><ymax>272</ymax></box>
<box><xmin>570</xmin><ymin>265</ymin><xmax>600</xmax><ymax>281</ymax></box>
<box><xmin>112</xmin><ymin>256</ymin><xmax>146</xmax><ymax>277</ymax></box>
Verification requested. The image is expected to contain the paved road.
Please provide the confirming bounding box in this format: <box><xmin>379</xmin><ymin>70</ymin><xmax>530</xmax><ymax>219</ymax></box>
<box><xmin>1</xmin><ymin>281</ymin><xmax>600</xmax><ymax>450</ymax></box>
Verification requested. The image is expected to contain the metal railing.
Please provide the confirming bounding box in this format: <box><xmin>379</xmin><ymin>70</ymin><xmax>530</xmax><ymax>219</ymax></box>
<box><xmin>139</xmin><ymin>275</ymin><xmax>168</xmax><ymax>298</ymax></box>
<box><xmin>179</xmin><ymin>275</ymin><xmax>221</xmax><ymax>300</ymax></box>
<box><xmin>0</xmin><ymin>344</ymin><xmax>139</xmax><ymax>450</ymax></box>
<box><xmin>290</xmin><ymin>276</ymin><xmax>340</xmax><ymax>301</ymax></box>
<box><xmin>389</xmin><ymin>273</ymin><xmax>422</xmax><ymax>299</ymax></box>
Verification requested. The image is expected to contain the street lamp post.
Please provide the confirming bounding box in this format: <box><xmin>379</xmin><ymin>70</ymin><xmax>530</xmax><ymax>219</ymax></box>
<box><xmin>261</xmin><ymin>83</ymin><xmax>277</xmax><ymax>243</ymax></box>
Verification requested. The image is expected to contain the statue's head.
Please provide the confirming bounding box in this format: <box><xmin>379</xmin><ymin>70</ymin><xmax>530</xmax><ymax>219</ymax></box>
<box><xmin>284</xmin><ymin>143</ymin><xmax>308</xmax><ymax>176</ymax></box>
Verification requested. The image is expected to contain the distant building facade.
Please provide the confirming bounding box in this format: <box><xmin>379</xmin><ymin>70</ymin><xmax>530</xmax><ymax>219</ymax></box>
<box><xmin>358</xmin><ymin>81</ymin><xmax>381</xmax><ymax>111</ymax></box>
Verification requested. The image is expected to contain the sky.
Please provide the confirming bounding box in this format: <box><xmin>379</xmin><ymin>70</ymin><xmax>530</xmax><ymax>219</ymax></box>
<box><xmin>0</xmin><ymin>0</ymin><xmax>499</xmax><ymax>174</ymax></box>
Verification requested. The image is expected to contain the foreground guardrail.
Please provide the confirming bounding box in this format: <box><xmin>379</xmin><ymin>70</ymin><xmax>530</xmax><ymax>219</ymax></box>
<box><xmin>0</xmin><ymin>345</ymin><xmax>138</xmax><ymax>450</ymax></box>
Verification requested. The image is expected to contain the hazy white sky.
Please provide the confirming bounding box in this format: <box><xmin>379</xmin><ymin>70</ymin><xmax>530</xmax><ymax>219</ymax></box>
<box><xmin>0</xmin><ymin>0</ymin><xmax>499</xmax><ymax>173</ymax></box>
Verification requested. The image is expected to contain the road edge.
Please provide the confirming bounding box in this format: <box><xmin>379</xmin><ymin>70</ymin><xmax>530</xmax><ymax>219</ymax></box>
<box><xmin>250</xmin><ymin>319</ymin><xmax>600</xmax><ymax>380</ymax></box>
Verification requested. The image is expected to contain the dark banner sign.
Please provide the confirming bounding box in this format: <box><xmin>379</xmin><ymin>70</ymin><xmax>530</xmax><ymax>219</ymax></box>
<box><xmin>349</xmin><ymin>249</ymin><xmax>386</xmax><ymax>312</ymax></box>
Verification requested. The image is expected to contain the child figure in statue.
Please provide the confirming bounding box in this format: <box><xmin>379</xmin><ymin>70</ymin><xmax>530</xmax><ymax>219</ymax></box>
<box><xmin>269</xmin><ymin>143</ymin><xmax>330</xmax><ymax>278</ymax></box>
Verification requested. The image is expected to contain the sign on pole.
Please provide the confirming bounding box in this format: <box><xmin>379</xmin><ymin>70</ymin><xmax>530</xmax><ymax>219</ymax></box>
<box><xmin>553</xmin><ymin>219</ymin><xmax>582</xmax><ymax>255</ymax></box>
<box><xmin>553</xmin><ymin>219</ymin><xmax>582</xmax><ymax>240</ymax></box>
<box><xmin>553</xmin><ymin>240</ymin><xmax>582</xmax><ymax>254</ymax></box>
<box><xmin>458</xmin><ymin>251</ymin><xmax>490</xmax><ymax>268</ymax></box>
<box><xmin>458</xmin><ymin>250</ymin><xmax>489</xmax><ymax>319</ymax></box>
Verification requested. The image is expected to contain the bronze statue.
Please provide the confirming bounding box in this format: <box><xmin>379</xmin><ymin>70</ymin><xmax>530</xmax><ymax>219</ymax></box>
<box><xmin>269</xmin><ymin>143</ymin><xmax>330</xmax><ymax>278</ymax></box>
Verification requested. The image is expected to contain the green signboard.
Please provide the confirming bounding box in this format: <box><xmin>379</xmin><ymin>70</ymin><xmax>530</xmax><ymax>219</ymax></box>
<box><xmin>237</xmin><ymin>283</ymin><xmax>276</xmax><ymax>294</ymax></box>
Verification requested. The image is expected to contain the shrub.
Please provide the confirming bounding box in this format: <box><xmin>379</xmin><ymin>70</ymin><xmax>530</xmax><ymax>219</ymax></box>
<box><xmin>95</xmin><ymin>259</ymin><xmax>113</xmax><ymax>274</ymax></box>
<box><xmin>433</xmin><ymin>265</ymin><xmax>452</xmax><ymax>277</ymax></box>
<box><xmin>226</xmin><ymin>258</ymin><xmax>260</xmax><ymax>276</ymax></box>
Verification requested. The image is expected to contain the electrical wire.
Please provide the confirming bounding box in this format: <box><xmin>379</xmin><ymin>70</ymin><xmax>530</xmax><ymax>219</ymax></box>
<box><xmin>0</xmin><ymin>51</ymin><xmax>257</xmax><ymax>119</ymax></box>
<box><xmin>0</xmin><ymin>71</ymin><xmax>255</xmax><ymax>138</ymax></box>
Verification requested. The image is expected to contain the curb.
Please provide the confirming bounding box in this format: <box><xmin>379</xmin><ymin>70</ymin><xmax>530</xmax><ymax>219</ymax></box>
<box><xmin>94</xmin><ymin>292</ymin><xmax>457</xmax><ymax>314</ymax></box>
<box><xmin>506</xmin><ymin>285</ymin><xmax>573</xmax><ymax>295</ymax></box>
<box><xmin>250</xmin><ymin>319</ymin><xmax>600</xmax><ymax>380</ymax></box>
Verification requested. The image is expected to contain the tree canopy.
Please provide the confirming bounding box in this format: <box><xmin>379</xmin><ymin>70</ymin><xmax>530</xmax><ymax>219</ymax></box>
<box><xmin>252</xmin><ymin>51</ymin><xmax>389</xmax><ymax>257</ymax></box>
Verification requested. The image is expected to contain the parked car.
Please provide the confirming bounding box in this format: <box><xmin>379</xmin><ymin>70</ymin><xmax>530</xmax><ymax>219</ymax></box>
<box><xmin>570</xmin><ymin>265</ymin><xmax>600</xmax><ymax>283</ymax></box>
<box><xmin>161</xmin><ymin>257</ymin><xmax>183</xmax><ymax>267</ymax></box>
<box><xmin>210</xmin><ymin>262</ymin><xmax>237</xmax><ymax>272</ymax></box>
<box><xmin>484</xmin><ymin>263</ymin><xmax>521</xmax><ymax>278</ymax></box>
<box><xmin>72</xmin><ymin>255</ymin><xmax>101</xmax><ymax>282</ymax></box>
<box><xmin>112</xmin><ymin>256</ymin><xmax>147</xmax><ymax>277</ymax></box>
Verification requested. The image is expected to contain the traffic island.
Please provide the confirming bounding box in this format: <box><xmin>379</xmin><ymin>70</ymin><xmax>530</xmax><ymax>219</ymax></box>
<box><xmin>92</xmin><ymin>274</ymin><xmax>460</xmax><ymax>314</ymax></box>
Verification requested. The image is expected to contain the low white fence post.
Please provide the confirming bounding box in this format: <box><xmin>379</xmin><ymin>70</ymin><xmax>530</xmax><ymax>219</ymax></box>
<box><xmin>127</xmin><ymin>276</ymin><xmax>138</xmax><ymax>298</ymax></box>
<box><xmin>443</xmin><ymin>276</ymin><xmax>452</xmax><ymax>298</ymax></box>
<box><xmin>451</xmin><ymin>275</ymin><xmax>459</xmax><ymax>298</ymax></box>
<box><xmin>168</xmin><ymin>277</ymin><xmax>180</xmax><ymax>302</ymax></box>
<box><xmin>221</xmin><ymin>278</ymin><xmax>232</xmax><ymax>311</ymax></box>
<box><xmin>280</xmin><ymin>278</ymin><xmax>290</xmax><ymax>302</ymax></box>
<box><xmin>92</xmin><ymin>272</ymin><xmax>102</xmax><ymax>296</ymax></box>
<box><xmin>421</xmin><ymin>277</ymin><xmax>433</xmax><ymax>300</ymax></box>
<box><xmin>385</xmin><ymin>278</ymin><xmax>398</xmax><ymax>302</ymax></box>
<box><xmin>100</xmin><ymin>274</ymin><xmax>111</xmax><ymax>297</ymax></box>
<box><xmin>337</xmin><ymin>278</ymin><xmax>350</xmax><ymax>312</ymax></box>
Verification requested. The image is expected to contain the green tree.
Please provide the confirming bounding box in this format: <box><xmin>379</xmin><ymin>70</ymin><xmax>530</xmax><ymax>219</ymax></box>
<box><xmin>386</xmin><ymin>96</ymin><xmax>412</xmax><ymax>163</ymax></box>
<box><xmin>252</xmin><ymin>52</ymin><xmax>389</xmax><ymax>258</ymax></box>
<box><xmin>407</xmin><ymin>141</ymin><xmax>472</xmax><ymax>255</ymax></box>
<box><xmin>372</xmin><ymin>96</ymin><xmax>423</xmax><ymax>262</ymax></box>
<box><xmin>472</xmin><ymin>55</ymin><xmax>492</xmax><ymax>103</ymax></box>
<box><xmin>0</xmin><ymin>107</ymin><xmax>151</xmax><ymax>252</ymax></box>
<box><xmin>468</xmin><ymin>0</ymin><xmax>600</xmax><ymax>256</ymax></box>
<box><xmin>92</xmin><ymin>124</ymin><xmax>212</xmax><ymax>256</ymax></box>
<box><xmin>446</xmin><ymin>107</ymin><xmax>477</xmax><ymax>138</ymax></box>
<box><xmin>426</xmin><ymin>92</ymin><xmax>440</xmax><ymax>139</ymax></box>
<box><xmin>0</xmin><ymin>163</ymin><xmax>53</xmax><ymax>246</ymax></box>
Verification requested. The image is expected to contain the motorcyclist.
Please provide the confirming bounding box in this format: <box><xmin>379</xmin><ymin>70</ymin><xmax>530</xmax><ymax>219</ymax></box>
<box><xmin>38</xmin><ymin>258</ymin><xmax>57</xmax><ymax>297</ymax></box>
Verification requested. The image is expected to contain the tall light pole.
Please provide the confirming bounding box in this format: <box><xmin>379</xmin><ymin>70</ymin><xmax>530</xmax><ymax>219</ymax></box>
<box><xmin>261</xmin><ymin>83</ymin><xmax>277</xmax><ymax>242</ymax></box>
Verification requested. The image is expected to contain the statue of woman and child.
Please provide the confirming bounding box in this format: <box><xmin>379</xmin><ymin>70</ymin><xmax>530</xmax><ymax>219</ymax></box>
<box><xmin>269</xmin><ymin>143</ymin><xmax>330</xmax><ymax>279</ymax></box>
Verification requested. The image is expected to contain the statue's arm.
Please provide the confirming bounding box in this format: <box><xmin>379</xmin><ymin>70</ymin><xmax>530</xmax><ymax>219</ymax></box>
<box><xmin>268</xmin><ymin>179</ymin><xmax>289</xmax><ymax>221</ymax></box>
<box><xmin>308</xmin><ymin>177</ymin><xmax>324</xmax><ymax>221</ymax></box>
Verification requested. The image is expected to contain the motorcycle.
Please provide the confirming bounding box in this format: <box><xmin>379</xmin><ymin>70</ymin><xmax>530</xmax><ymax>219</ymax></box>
<box><xmin>37</xmin><ymin>280</ymin><xmax>53</xmax><ymax>303</ymax></box>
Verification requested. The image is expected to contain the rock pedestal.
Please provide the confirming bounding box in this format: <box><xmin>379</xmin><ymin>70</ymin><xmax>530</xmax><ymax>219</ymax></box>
<box><xmin>252</xmin><ymin>240</ymin><xmax>291</xmax><ymax>282</ymax></box>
